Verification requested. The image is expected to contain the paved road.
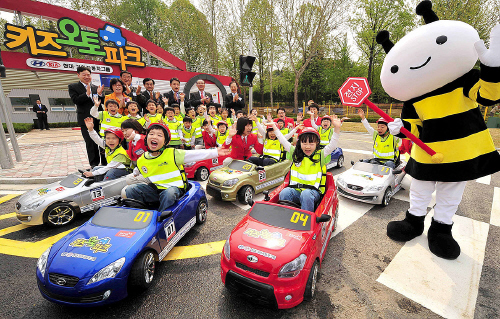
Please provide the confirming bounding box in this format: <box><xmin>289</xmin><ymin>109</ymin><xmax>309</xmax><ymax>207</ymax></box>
<box><xmin>0</xmin><ymin>132</ymin><xmax>499</xmax><ymax>318</ymax></box>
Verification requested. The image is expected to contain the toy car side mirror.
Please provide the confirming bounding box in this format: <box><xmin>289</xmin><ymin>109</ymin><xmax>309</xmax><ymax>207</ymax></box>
<box><xmin>392</xmin><ymin>169</ymin><xmax>402</xmax><ymax>174</ymax></box>
<box><xmin>350</xmin><ymin>160</ymin><xmax>355</xmax><ymax>166</ymax></box>
<box><xmin>316</xmin><ymin>214</ymin><xmax>331</xmax><ymax>223</ymax></box>
<box><xmin>263</xmin><ymin>190</ymin><xmax>270</xmax><ymax>201</ymax></box>
<box><xmin>84</xmin><ymin>179</ymin><xmax>95</xmax><ymax>187</ymax></box>
<box><xmin>158</xmin><ymin>210</ymin><xmax>173</xmax><ymax>222</ymax></box>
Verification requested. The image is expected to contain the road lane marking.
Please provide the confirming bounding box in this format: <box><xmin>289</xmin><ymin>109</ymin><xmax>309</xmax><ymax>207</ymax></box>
<box><xmin>0</xmin><ymin>213</ymin><xmax>16</xmax><ymax>221</ymax></box>
<box><xmin>341</xmin><ymin>148</ymin><xmax>373</xmax><ymax>155</ymax></box>
<box><xmin>163</xmin><ymin>240</ymin><xmax>225</xmax><ymax>261</ymax></box>
<box><xmin>332</xmin><ymin>196</ymin><xmax>373</xmax><ymax>238</ymax></box>
<box><xmin>0</xmin><ymin>194</ymin><xmax>19</xmax><ymax>204</ymax></box>
<box><xmin>490</xmin><ymin>187</ymin><xmax>500</xmax><ymax>227</ymax></box>
<box><xmin>0</xmin><ymin>224</ymin><xmax>31</xmax><ymax>236</ymax></box>
<box><xmin>377</xmin><ymin>212</ymin><xmax>489</xmax><ymax>319</ymax></box>
<box><xmin>341</xmin><ymin>138</ymin><xmax>373</xmax><ymax>144</ymax></box>
<box><xmin>476</xmin><ymin>175</ymin><xmax>491</xmax><ymax>185</ymax></box>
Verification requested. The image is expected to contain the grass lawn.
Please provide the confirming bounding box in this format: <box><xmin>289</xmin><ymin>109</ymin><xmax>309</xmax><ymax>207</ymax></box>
<box><xmin>341</xmin><ymin>123</ymin><xmax>500</xmax><ymax>148</ymax></box>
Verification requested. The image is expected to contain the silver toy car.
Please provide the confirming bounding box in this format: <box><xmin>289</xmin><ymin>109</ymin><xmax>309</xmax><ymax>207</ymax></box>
<box><xmin>336</xmin><ymin>160</ymin><xmax>406</xmax><ymax>206</ymax></box>
<box><xmin>15</xmin><ymin>172</ymin><xmax>126</xmax><ymax>227</ymax></box>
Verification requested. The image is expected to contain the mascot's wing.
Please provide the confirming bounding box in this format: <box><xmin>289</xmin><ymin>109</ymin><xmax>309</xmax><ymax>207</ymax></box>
<box><xmin>475</xmin><ymin>23</ymin><xmax>500</xmax><ymax>67</ymax></box>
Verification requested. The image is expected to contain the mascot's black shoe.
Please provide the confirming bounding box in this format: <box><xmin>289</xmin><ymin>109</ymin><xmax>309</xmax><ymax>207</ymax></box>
<box><xmin>387</xmin><ymin>211</ymin><xmax>425</xmax><ymax>242</ymax></box>
<box><xmin>427</xmin><ymin>218</ymin><xmax>460</xmax><ymax>260</ymax></box>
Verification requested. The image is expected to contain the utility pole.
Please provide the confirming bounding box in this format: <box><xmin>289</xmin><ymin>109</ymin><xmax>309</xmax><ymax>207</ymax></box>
<box><xmin>248</xmin><ymin>36</ymin><xmax>253</xmax><ymax>112</ymax></box>
<box><xmin>269</xmin><ymin>0</ymin><xmax>274</xmax><ymax>111</ymax></box>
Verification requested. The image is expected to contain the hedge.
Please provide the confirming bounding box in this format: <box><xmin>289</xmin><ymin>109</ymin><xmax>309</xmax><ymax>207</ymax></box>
<box><xmin>3</xmin><ymin>122</ymin><xmax>79</xmax><ymax>133</ymax></box>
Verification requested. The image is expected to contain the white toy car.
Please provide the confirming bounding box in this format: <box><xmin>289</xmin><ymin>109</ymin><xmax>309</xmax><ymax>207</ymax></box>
<box><xmin>336</xmin><ymin>159</ymin><xmax>406</xmax><ymax>206</ymax></box>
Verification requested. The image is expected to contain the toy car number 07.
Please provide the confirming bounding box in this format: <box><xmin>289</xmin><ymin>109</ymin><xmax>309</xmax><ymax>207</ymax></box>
<box><xmin>290</xmin><ymin>212</ymin><xmax>308</xmax><ymax>226</ymax></box>
<box><xmin>134</xmin><ymin>211</ymin><xmax>150</xmax><ymax>223</ymax></box>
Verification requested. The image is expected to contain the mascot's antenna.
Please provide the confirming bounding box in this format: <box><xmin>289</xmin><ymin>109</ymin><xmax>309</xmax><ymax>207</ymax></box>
<box><xmin>415</xmin><ymin>0</ymin><xmax>439</xmax><ymax>24</ymax></box>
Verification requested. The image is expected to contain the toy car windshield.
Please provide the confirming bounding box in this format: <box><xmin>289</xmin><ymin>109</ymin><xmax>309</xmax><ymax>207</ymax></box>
<box><xmin>249</xmin><ymin>203</ymin><xmax>312</xmax><ymax>231</ymax></box>
<box><xmin>92</xmin><ymin>206</ymin><xmax>154</xmax><ymax>230</ymax></box>
<box><xmin>59</xmin><ymin>174</ymin><xmax>85</xmax><ymax>188</ymax></box>
<box><xmin>353</xmin><ymin>162</ymin><xmax>391</xmax><ymax>175</ymax></box>
<box><xmin>228</xmin><ymin>160</ymin><xmax>254</xmax><ymax>172</ymax></box>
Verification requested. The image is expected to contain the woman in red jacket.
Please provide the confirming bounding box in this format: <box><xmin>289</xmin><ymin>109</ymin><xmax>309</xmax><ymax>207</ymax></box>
<box><xmin>223</xmin><ymin>117</ymin><xmax>262</xmax><ymax>164</ymax></box>
<box><xmin>121</xmin><ymin>119</ymin><xmax>147</xmax><ymax>165</ymax></box>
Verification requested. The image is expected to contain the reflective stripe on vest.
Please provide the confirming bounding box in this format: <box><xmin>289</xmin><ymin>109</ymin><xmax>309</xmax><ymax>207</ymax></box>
<box><xmin>166</xmin><ymin>120</ymin><xmax>181</xmax><ymax>141</ymax></box>
<box><xmin>289</xmin><ymin>152</ymin><xmax>326</xmax><ymax>194</ymax></box>
<box><xmin>106</xmin><ymin>145</ymin><xmax>131</xmax><ymax>168</ymax></box>
<box><xmin>100</xmin><ymin>112</ymin><xmax>124</xmax><ymax>136</ymax></box>
<box><xmin>263</xmin><ymin>139</ymin><xmax>283</xmax><ymax>160</ymax></box>
<box><xmin>372</xmin><ymin>131</ymin><xmax>399</xmax><ymax>160</ymax></box>
<box><xmin>319</xmin><ymin>128</ymin><xmax>333</xmax><ymax>145</ymax></box>
<box><xmin>136</xmin><ymin>148</ymin><xmax>186</xmax><ymax>190</ymax></box>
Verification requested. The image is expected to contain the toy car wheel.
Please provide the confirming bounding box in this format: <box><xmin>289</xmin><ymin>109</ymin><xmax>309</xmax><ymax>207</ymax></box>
<box><xmin>237</xmin><ymin>185</ymin><xmax>254</xmax><ymax>204</ymax></box>
<box><xmin>337</xmin><ymin>155</ymin><xmax>344</xmax><ymax>168</ymax></box>
<box><xmin>129</xmin><ymin>250</ymin><xmax>156</xmax><ymax>291</ymax></box>
<box><xmin>43</xmin><ymin>202</ymin><xmax>76</xmax><ymax>227</ymax></box>
<box><xmin>196</xmin><ymin>198</ymin><xmax>208</xmax><ymax>224</ymax></box>
<box><xmin>381</xmin><ymin>187</ymin><xmax>392</xmax><ymax>207</ymax></box>
<box><xmin>196</xmin><ymin>166</ymin><xmax>210</xmax><ymax>181</ymax></box>
<box><xmin>304</xmin><ymin>260</ymin><xmax>319</xmax><ymax>301</ymax></box>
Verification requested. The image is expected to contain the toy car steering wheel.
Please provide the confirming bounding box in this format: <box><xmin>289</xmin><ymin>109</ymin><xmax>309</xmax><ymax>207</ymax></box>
<box><xmin>116</xmin><ymin>197</ymin><xmax>148</xmax><ymax>209</ymax></box>
<box><xmin>277</xmin><ymin>200</ymin><xmax>301</xmax><ymax>209</ymax></box>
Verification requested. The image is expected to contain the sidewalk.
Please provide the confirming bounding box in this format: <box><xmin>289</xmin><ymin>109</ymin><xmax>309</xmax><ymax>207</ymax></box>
<box><xmin>0</xmin><ymin>128</ymin><xmax>90</xmax><ymax>184</ymax></box>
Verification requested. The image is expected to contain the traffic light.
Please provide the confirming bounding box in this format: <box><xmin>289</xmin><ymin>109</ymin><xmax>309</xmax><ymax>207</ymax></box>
<box><xmin>239</xmin><ymin>55</ymin><xmax>256</xmax><ymax>87</ymax></box>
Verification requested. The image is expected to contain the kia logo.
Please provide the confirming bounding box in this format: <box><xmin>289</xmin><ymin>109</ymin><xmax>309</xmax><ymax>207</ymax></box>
<box><xmin>247</xmin><ymin>255</ymin><xmax>258</xmax><ymax>263</ymax></box>
<box><xmin>46</xmin><ymin>61</ymin><xmax>61</xmax><ymax>68</ymax></box>
<box><xmin>56</xmin><ymin>278</ymin><xmax>67</xmax><ymax>286</ymax></box>
<box><xmin>31</xmin><ymin>60</ymin><xmax>45</xmax><ymax>67</ymax></box>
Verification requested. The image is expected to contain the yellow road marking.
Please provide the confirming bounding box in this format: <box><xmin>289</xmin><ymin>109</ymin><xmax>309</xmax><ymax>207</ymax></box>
<box><xmin>0</xmin><ymin>228</ymin><xmax>76</xmax><ymax>258</ymax></box>
<box><xmin>0</xmin><ymin>194</ymin><xmax>19</xmax><ymax>205</ymax></box>
<box><xmin>0</xmin><ymin>224</ymin><xmax>31</xmax><ymax>236</ymax></box>
<box><xmin>163</xmin><ymin>240</ymin><xmax>225</xmax><ymax>261</ymax></box>
<box><xmin>0</xmin><ymin>213</ymin><xmax>16</xmax><ymax>221</ymax></box>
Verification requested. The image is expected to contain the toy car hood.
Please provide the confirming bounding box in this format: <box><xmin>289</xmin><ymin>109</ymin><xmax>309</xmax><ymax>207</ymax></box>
<box><xmin>17</xmin><ymin>180</ymin><xmax>73</xmax><ymax>206</ymax></box>
<box><xmin>342</xmin><ymin>166</ymin><xmax>390</xmax><ymax>188</ymax></box>
<box><xmin>47</xmin><ymin>222</ymin><xmax>147</xmax><ymax>279</ymax></box>
<box><xmin>209</xmin><ymin>167</ymin><xmax>251</xmax><ymax>182</ymax></box>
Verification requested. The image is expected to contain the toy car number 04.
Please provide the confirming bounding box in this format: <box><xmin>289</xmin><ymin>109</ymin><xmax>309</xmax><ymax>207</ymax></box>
<box><xmin>290</xmin><ymin>212</ymin><xmax>309</xmax><ymax>226</ymax></box>
<box><xmin>134</xmin><ymin>211</ymin><xmax>151</xmax><ymax>223</ymax></box>
<box><xmin>258</xmin><ymin>170</ymin><xmax>266</xmax><ymax>182</ymax></box>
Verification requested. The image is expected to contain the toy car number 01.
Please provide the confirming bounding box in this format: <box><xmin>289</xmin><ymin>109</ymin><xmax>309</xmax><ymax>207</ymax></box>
<box><xmin>134</xmin><ymin>211</ymin><xmax>151</xmax><ymax>223</ymax></box>
<box><xmin>290</xmin><ymin>212</ymin><xmax>308</xmax><ymax>226</ymax></box>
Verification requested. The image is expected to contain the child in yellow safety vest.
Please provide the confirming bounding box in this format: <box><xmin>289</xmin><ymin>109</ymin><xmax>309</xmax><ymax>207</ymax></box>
<box><xmin>207</xmin><ymin>105</ymin><xmax>221</xmax><ymax>127</ymax></box>
<box><xmin>83</xmin><ymin>118</ymin><xmax>131</xmax><ymax>180</ymax></box>
<box><xmin>181</xmin><ymin>117</ymin><xmax>196</xmax><ymax>150</ymax></box>
<box><xmin>220</xmin><ymin>108</ymin><xmax>234</xmax><ymax>127</ymax></box>
<box><xmin>311</xmin><ymin>115</ymin><xmax>335</xmax><ymax>149</ymax></box>
<box><xmin>142</xmin><ymin>99</ymin><xmax>163</xmax><ymax>128</ymax></box>
<box><xmin>126</xmin><ymin>101</ymin><xmax>145</xmax><ymax>126</ymax></box>
<box><xmin>205</xmin><ymin>113</ymin><xmax>229</xmax><ymax>147</ymax></box>
<box><xmin>164</xmin><ymin>107</ymin><xmax>183</xmax><ymax>149</ymax></box>
<box><xmin>173</xmin><ymin>104</ymin><xmax>185</xmax><ymax>122</ymax></box>
<box><xmin>267</xmin><ymin>115</ymin><xmax>341</xmax><ymax>212</ymax></box>
<box><xmin>90</xmin><ymin>98</ymin><xmax>125</xmax><ymax>137</ymax></box>
<box><xmin>124</xmin><ymin>122</ymin><xmax>230</xmax><ymax>212</ymax></box>
<box><xmin>186</xmin><ymin>107</ymin><xmax>204</xmax><ymax>149</ymax></box>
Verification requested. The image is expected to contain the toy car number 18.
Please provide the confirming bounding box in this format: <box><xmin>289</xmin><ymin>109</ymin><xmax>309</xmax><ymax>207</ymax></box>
<box><xmin>258</xmin><ymin>170</ymin><xmax>266</xmax><ymax>182</ymax></box>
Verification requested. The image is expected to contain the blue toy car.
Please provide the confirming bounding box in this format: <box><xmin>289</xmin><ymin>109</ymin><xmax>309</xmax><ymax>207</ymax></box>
<box><xmin>36</xmin><ymin>181</ymin><xmax>207</xmax><ymax>306</ymax></box>
<box><xmin>325</xmin><ymin>147</ymin><xmax>344</xmax><ymax>170</ymax></box>
<box><xmin>99</xmin><ymin>24</ymin><xmax>127</xmax><ymax>47</ymax></box>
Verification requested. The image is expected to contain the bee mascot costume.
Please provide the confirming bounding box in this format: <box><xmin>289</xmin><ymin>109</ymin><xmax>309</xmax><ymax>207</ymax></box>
<box><xmin>376</xmin><ymin>0</ymin><xmax>500</xmax><ymax>259</ymax></box>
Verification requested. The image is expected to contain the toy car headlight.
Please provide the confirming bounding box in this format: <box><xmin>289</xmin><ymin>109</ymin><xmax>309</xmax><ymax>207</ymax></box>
<box><xmin>278</xmin><ymin>254</ymin><xmax>307</xmax><ymax>278</ymax></box>
<box><xmin>223</xmin><ymin>235</ymin><xmax>231</xmax><ymax>260</ymax></box>
<box><xmin>26</xmin><ymin>200</ymin><xmax>45</xmax><ymax>210</ymax></box>
<box><xmin>336</xmin><ymin>177</ymin><xmax>346</xmax><ymax>188</ymax></box>
<box><xmin>223</xmin><ymin>178</ymin><xmax>239</xmax><ymax>187</ymax></box>
<box><xmin>87</xmin><ymin>257</ymin><xmax>125</xmax><ymax>285</ymax></box>
<box><xmin>366</xmin><ymin>185</ymin><xmax>384</xmax><ymax>192</ymax></box>
<box><xmin>37</xmin><ymin>247</ymin><xmax>51</xmax><ymax>277</ymax></box>
<box><xmin>184</xmin><ymin>162</ymin><xmax>195</xmax><ymax>168</ymax></box>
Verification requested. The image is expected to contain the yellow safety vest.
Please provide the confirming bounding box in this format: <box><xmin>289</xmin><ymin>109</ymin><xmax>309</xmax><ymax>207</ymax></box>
<box><xmin>210</xmin><ymin>115</ymin><xmax>220</xmax><ymax>127</ymax></box>
<box><xmin>280</xmin><ymin>127</ymin><xmax>289</xmax><ymax>136</ymax></box>
<box><xmin>143</xmin><ymin>113</ymin><xmax>163</xmax><ymax>128</ymax></box>
<box><xmin>290</xmin><ymin>151</ymin><xmax>326</xmax><ymax>194</ymax></box>
<box><xmin>221</xmin><ymin>117</ymin><xmax>234</xmax><ymax>127</ymax></box>
<box><xmin>319</xmin><ymin>127</ymin><xmax>333</xmax><ymax>146</ymax></box>
<box><xmin>175</xmin><ymin>113</ymin><xmax>184</xmax><ymax>122</ymax></box>
<box><xmin>373</xmin><ymin>131</ymin><xmax>399</xmax><ymax>161</ymax></box>
<box><xmin>100</xmin><ymin>112</ymin><xmax>124</xmax><ymax>137</ymax></box>
<box><xmin>263</xmin><ymin>139</ymin><xmax>283</xmax><ymax>160</ymax></box>
<box><xmin>251</xmin><ymin>118</ymin><xmax>261</xmax><ymax>134</ymax></box>
<box><xmin>106</xmin><ymin>145</ymin><xmax>131</xmax><ymax>168</ymax></box>
<box><xmin>216</xmin><ymin>131</ymin><xmax>228</xmax><ymax>147</ymax></box>
<box><xmin>181</xmin><ymin>126</ymin><xmax>194</xmax><ymax>146</ymax></box>
<box><xmin>137</xmin><ymin>148</ymin><xmax>187</xmax><ymax>190</ymax></box>
<box><xmin>193</xmin><ymin>117</ymin><xmax>204</xmax><ymax>138</ymax></box>
<box><xmin>166</xmin><ymin>119</ymin><xmax>181</xmax><ymax>142</ymax></box>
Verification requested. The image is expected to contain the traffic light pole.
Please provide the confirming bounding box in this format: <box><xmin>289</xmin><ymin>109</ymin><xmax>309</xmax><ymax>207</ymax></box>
<box><xmin>248</xmin><ymin>36</ymin><xmax>253</xmax><ymax>112</ymax></box>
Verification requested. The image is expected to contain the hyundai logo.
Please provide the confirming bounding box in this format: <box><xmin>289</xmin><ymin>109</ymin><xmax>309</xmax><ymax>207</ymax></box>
<box><xmin>55</xmin><ymin>278</ymin><xmax>67</xmax><ymax>286</ymax></box>
<box><xmin>247</xmin><ymin>255</ymin><xmax>258</xmax><ymax>263</ymax></box>
<box><xmin>31</xmin><ymin>60</ymin><xmax>45</xmax><ymax>67</ymax></box>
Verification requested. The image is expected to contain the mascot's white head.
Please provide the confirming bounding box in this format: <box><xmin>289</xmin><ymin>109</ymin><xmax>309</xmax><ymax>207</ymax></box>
<box><xmin>377</xmin><ymin>0</ymin><xmax>479</xmax><ymax>101</ymax></box>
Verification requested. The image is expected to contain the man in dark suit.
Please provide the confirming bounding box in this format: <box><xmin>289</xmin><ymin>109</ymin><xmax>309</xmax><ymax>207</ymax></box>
<box><xmin>68</xmin><ymin>66</ymin><xmax>105</xmax><ymax>167</ymax></box>
<box><xmin>120</xmin><ymin>70</ymin><xmax>141</xmax><ymax>101</ymax></box>
<box><xmin>32</xmin><ymin>99</ymin><xmax>49</xmax><ymax>130</ymax></box>
<box><xmin>188</xmin><ymin>79</ymin><xmax>221</xmax><ymax>111</ymax></box>
<box><xmin>163</xmin><ymin>77</ymin><xmax>186</xmax><ymax>107</ymax></box>
<box><xmin>223</xmin><ymin>80</ymin><xmax>245</xmax><ymax>114</ymax></box>
<box><xmin>137</xmin><ymin>78</ymin><xmax>161</xmax><ymax>114</ymax></box>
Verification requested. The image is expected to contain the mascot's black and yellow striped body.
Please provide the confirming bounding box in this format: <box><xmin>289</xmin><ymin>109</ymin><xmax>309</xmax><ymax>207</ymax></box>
<box><xmin>401</xmin><ymin>64</ymin><xmax>500</xmax><ymax>182</ymax></box>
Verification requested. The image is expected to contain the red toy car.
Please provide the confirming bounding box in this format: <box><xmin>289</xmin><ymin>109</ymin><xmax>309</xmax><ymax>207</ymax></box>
<box><xmin>220</xmin><ymin>172</ymin><xmax>339</xmax><ymax>309</ymax></box>
<box><xmin>184</xmin><ymin>155</ymin><xmax>229</xmax><ymax>181</ymax></box>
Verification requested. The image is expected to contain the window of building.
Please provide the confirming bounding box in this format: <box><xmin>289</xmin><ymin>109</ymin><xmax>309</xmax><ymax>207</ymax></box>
<box><xmin>51</xmin><ymin>107</ymin><xmax>64</xmax><ymax>112</ymax></box>
<box><xmin>48</xmin><ymin>98</ymin><xmax>75</xmax><ymax>107</ymax></box>
<box><xmin>10</xmin><ymin>97</ymin><xmax>32</xmax><ymax>112</ymax></box>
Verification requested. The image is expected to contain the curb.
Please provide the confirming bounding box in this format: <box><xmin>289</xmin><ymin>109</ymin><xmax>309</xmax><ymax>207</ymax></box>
<box><xmin>0</xmin><ymin>176</ymin><xmax>66</xmax><ymax>185</ymax></box>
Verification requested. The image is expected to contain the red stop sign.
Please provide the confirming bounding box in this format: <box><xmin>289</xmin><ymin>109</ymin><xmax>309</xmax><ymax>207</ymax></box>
<box><xmin>338</xmin><ymin>77</ymin><xmax>372</xmax><ymax>107</ymax></box>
